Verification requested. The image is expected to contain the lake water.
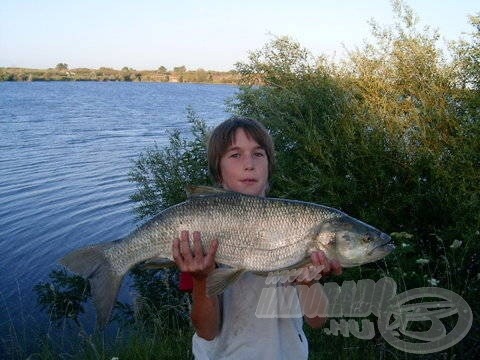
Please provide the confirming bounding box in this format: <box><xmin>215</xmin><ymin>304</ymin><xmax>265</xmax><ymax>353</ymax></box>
<box><xmin>0</xmin><ymin>82</ymin><xmax>237</xmax><ymax>347</ymax></box>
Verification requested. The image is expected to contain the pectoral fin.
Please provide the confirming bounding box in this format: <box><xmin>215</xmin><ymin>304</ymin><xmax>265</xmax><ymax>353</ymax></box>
<box><xmin>282</xmin><ymin>257</ymin><xmax>312</xmax><ymax>271</ymax></box>
<box><xmin>206</xmin><ymin>268</ymin><xmax>246</xmax><ymax>296</ymax></box>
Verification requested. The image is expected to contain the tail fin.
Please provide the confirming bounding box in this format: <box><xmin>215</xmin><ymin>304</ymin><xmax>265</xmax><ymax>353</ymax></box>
<box><xmin>59</xmin><ymin>243</ymin><xmax>123</xmax><ymax>329</ymax></box>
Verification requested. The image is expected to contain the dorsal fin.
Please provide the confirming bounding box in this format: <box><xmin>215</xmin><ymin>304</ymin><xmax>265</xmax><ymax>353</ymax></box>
<box><xmin>185</xmin><ymin>185</ymin><xmax>229</xmax><ymax>197</ymax></box>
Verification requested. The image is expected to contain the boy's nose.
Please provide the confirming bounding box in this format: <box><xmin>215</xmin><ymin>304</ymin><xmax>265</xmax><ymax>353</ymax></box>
<box><xmin>243</xmin><ymin>156</ymin><xmax>254</xmax><ymax>170</ymax></box>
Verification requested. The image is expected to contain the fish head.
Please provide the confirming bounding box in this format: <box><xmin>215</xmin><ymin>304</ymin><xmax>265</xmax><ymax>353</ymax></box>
<box><xmin>314</xmin><ymin>215</ymin><xmax>394</xmax><ymax>267</ymax></box>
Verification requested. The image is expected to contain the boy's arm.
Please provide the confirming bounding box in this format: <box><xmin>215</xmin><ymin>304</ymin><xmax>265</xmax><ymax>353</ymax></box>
<box><xmin>296</xmin><ymin>251</ymin><xmax>342</xmax><ymax>329</ymax></box>
<box><xmin>172</xmin><ymin>230</ymin><xmax>220</xmax><ymax>340</ymax></box>
<box><xmin>191</xmin><ymin>277</ymin><xmax>221</xmax><ymax>340</ymax></box>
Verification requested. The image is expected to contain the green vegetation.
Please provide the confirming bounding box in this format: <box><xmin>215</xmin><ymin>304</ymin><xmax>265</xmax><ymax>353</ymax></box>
<box><xmin>129</xmin><ymin>110</ymin><xmax>213</xmax><ymax>219</ymax></box>
<box><xmin>0</xmin><ymin>65</ymin><xmax>239</xmax><ymax>84</ymax></box>
<box><xmin>6</xmin><ymin>1</ymin><xmax>478</xmax><ymax>358</ymax></box>
<box><xmin>232</xmin><ymin>4</ymin><xmax>479</xmax><ymax>357</ymax></box>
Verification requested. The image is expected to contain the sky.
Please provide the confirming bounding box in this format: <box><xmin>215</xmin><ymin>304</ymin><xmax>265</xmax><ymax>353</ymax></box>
<box><xmin>1</xmin><ymin>0</ymin><xmax>478</xmax><ymax>71</ymax></box>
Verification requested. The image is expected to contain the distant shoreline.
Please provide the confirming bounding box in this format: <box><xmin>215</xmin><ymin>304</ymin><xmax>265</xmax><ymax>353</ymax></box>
<box><xmin>0</xmin><ymin>66</ymin><xmax>240</xmax><ymax>84</ymax></box>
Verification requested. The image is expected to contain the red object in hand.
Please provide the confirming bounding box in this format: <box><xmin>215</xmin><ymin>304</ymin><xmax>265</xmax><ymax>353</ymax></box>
<box><xmin>179</xmin><ymin>272</ymin><xmax>194</xmax><ymax>292</ymax></box>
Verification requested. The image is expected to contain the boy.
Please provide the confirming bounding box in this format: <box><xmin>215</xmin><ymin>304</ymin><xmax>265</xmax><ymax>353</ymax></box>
<box><xmin>172</xmin><ymin>117</ymin><xmax>342</xmax><ymax>359</ymax></box>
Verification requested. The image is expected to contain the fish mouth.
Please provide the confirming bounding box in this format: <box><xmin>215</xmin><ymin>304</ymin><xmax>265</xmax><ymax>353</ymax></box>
<box><xmin>368</xmin><ymin>234</ymin><xmax>395</xmax><ymax>255</ymax></box>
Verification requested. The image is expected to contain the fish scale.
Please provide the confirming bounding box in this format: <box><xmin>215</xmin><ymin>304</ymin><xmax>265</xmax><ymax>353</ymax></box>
<box><xmin>163</xmin><ymin>194</ymin><xmax>320</xmax><ymax>270</ymax></box>
<box><xmin>59</xmin><ymin>186</ymin><xmax>394</xmax><ymax>328</ymax></box>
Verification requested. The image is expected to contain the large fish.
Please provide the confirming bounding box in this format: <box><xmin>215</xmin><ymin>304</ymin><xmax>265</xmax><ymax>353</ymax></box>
<box><xmin>60</xmin><ymin>186</ymin><xmax>394</xmax><ymax>327</ymax></box>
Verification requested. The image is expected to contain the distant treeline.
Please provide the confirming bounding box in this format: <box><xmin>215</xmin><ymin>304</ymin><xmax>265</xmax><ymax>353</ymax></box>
<box><xmin>0</xmin><ymin>65</ymin><xmax>240</xmax><ymax>84</ymax></box>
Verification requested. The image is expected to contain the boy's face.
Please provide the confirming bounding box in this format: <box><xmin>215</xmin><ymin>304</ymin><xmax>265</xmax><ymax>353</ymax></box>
<box><xmin>219</xmin><ymin>128</ymin><xmax>269</xmax><ymax>197</ymax></box>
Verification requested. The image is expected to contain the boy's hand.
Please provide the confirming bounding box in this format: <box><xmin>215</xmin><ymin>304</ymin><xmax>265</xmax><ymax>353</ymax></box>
<box><xmin>296</xmin><ymin>251</ymin><xmax>342</xmax><ymax>285</ymax></box>
<box><xmin>172</xmin><ymin>230</ymin><xmax>218</xmax><ymax>280</ymax></box>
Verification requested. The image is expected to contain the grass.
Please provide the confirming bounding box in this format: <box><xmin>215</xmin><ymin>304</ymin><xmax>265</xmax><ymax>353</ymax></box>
<box><xmin>1</xmin><ymin>306</ymin><xmax>194</xmax><ymax>360</ymax></box>
<box><xmin>3</xmin><ymin>282</ymin><xmax>477</xmax><ymax>360</ymax></box>
<box><xmin>7</xmin><ymin>319</ymin><xmax>473</xmax><ymax>360</ymax></box>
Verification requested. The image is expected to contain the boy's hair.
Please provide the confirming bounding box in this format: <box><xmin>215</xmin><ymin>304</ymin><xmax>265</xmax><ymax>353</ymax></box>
<box><xmin>207</xmin><ymin>116</ymin><xmax>275</xmax><ymax>185</ymax></box>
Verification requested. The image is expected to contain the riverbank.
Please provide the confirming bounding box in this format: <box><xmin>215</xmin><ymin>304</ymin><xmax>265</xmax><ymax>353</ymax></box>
<box><xmin>0</xmin><ymin>67</ymin><xmax>240</xmax><ymax>84</ymax></box>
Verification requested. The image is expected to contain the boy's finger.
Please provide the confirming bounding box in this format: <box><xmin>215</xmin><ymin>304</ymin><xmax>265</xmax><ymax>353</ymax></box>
<box><xmin>172</xmin><ymin>238</ymin><xmax>183</xmax><ymax>265</ymax></box>
<box><xmin>331</xmin><ymin>259</ymin><xmax>343</xmax><ymax>276</ymax></box>
<box><xmin>179</xmin><ymin>231</ymin><xmax>193</xmax><ymax>261</ymax></box>
<box><xmin>192</xmin><ymin>231</ymin><xmax>203</xmax><ymax>258</ymax></box>
<box><xmin>205</xmin><ymin>239</ymin><xmax>218</xmax><ymax>265</ymax></box>
<box><xmin>315</xmin><ymin>251</ymin><xmax>331</xmax><ymax>274</ymax></box>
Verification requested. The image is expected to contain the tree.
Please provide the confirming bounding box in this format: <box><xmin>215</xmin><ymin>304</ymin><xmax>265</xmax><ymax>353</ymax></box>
<box><xmin>194</xmin><ymin>68</ymin><xmax>210</xmax><ymax>82</ymax></box>
<box><xmin>346</xmin><ymin>0</ymin><xmax>455</xmax><ymax>146</ymax></box>
<box><xmin>451</xmin><ymin>14</ymin><xmax>480</xmax><ymax>110</ymax></box>
<box><xmin>235</xmin><ymin>35</ymin><xmax>313</xmax><ymax>86</ymax></box>
<box><xmin>173</xmin><ymin>65</ymin><xmax>186</xmax><ymax>73</ymax></box>
<box><xmin>55</xmin><ymin>63</ymin><xmax>68</xmax><ymax>70</ymax></box>
<box><xmin>343</xmin><ymin>0</ymin><xmax>479</xmax><ymax>239</ymax></box>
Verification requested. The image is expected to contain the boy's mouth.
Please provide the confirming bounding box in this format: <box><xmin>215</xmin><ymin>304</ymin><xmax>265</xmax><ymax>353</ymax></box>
<box><xmin>240</xmin><ymin>178</ymin><xmax>257</xmax><ymax>184</ymax></box>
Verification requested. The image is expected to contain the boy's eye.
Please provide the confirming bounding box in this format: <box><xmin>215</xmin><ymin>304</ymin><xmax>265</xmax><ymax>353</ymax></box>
<box><xmin>229</xmin><ymin>153</ymin><xmax>240</xmax><ymax>158</ymax></box>
<box><xmin>254</xmin><ymin>151</ymin><xmax>265</xmax><ymax>157</ymax></box>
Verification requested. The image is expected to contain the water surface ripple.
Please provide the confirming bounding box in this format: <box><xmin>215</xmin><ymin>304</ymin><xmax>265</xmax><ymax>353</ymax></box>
<box><xmin>0</xmin><ymin>81</ymin><xmax>236</xmax><ymax>333</ymax></box>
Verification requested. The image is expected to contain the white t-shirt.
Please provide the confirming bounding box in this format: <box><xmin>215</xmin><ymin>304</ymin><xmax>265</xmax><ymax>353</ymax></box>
<box><xmin>192</xmin><ymin>272</ymin><xmax>308</xmax><ymax>359</ymax></box>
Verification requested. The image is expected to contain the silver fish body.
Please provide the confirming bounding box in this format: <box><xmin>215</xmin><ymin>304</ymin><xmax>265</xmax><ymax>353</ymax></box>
<box><xmin>60</xmin><ymin>187</ymin><xmax>394</xmax><ymax>327</ymax></box>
